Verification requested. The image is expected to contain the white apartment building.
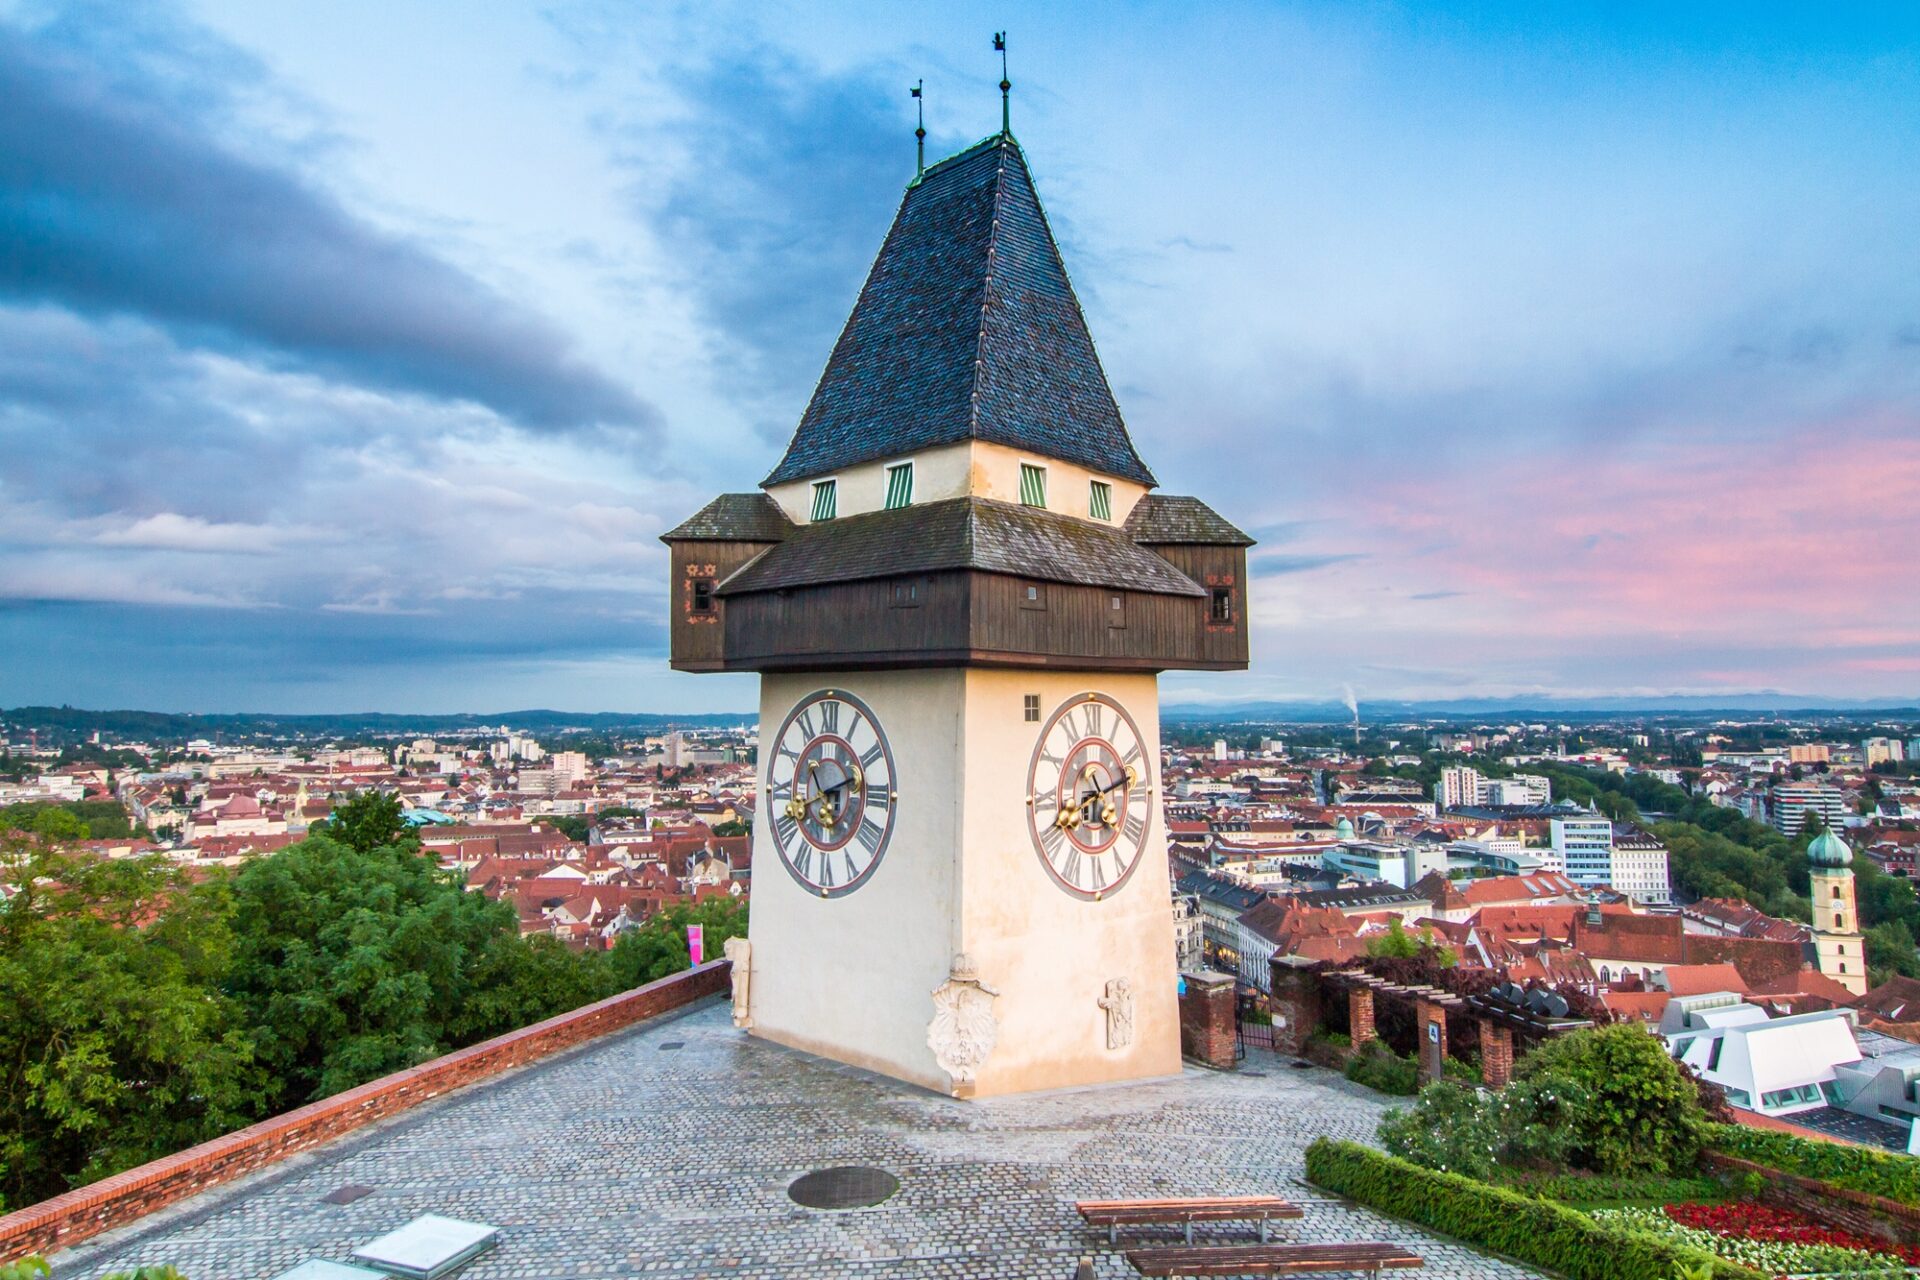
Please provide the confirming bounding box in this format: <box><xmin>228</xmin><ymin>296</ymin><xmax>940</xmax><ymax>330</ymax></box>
<box><xmin>550</xmin><ymin>751</ymin><xmax>590</xmax><ymax>786</ymax></box>
<box><xmin>1609</xmin><ymin>827</ymin><xmax>1673</xmax><ymax>905</ymax></box>
<box><xmin>1435</xmin><ymin>765</ymin><xmax>1550</xmax><ymax>810</ymax></box>
<box><xmin>1320</xmin><ymin>840</ymin><xmax>1449</xmax><ymax>890</ymax></box>
<box><xmin>1867</xmin><ymin>738</ymin><xmax>1908</xmax><ymax>768</ymax></box>
<box><xmin>1773</xmin><ymin>782</ymin><xmax>1850</xmax><ymax>836</ymax></box>
<box><xmin>1550</xmin><ymin>816</ymin><xmax>1614</xmax><ymax>887</ymax></box>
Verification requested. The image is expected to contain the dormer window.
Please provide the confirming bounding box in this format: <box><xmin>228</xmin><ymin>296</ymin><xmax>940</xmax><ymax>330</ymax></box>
<box><xmin>1089</xmin><ymin>480</ymin><xmax>1113</xmax><ymax>521</ymax></box>
<box><xmin>1019</xmin><ymin>463</ymin><xmax>1047</xmax><ymax>508</ymax></box>
<box><xmin>811</xmin><ymin>479</ymin><xmax>837</xmax><ymax>522</ymax></box>
<box><xmin>885</xmin><ymin>461</ymin><xmax>914</xmax><ymax>509</ymax></box>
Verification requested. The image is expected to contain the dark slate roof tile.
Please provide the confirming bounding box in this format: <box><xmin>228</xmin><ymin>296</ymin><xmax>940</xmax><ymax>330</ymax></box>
<box><xmin>1123</xmin><ymin>494</ymin><xmax>1254</xmax><ymax>546</ymax></box>
<box><xmin>715</xmin><ymin>497</ymin><xmax>1203</xmax><ymax>597</ymax></box>
<box><xmin>659</xmin><ymin>494</ymin><xmax>792</xmax><ymax>543</ymax></box>
<box><xmin>764</xmin><ymin>136</ymin><xmax>1155</xmax><ymax>488</ymax></box>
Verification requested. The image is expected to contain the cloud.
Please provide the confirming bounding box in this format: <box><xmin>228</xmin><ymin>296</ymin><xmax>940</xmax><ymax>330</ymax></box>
<box><xmin>0</xmin><ymin>15</ymin><xmax>653</xmax><ymax>435</ymax></box>
<box><xmin>90</xmin><ymin>512</ymin><xmax>303</xmax><ymax>554</ymax></box>
<box><xmin>619</xmin><ymin>46</ymin><xmax>944</xmax><ymax>434</ymax></box>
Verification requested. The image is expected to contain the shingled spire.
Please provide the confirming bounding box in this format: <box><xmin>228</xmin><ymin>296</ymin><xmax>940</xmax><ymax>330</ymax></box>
<box><xmin>763</xmin><ymin>135</ymin><xmax>1156</xmax><ymax>488</ymax></box>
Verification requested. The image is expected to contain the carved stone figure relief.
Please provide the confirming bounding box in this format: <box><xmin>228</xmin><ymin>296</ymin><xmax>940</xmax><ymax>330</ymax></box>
<box><xmin>723</xmin><ymin>935</ymin><xmax>752</xmax><ymax>1029</ymax></box>
<box><xmin>927</xmin><ymin>953</ymin><xmax>999</xmax><ymax>1097</ymax></box>
<box><xmin>1099</xmin><ymin>976</ymin><xmax>1133</xmax><ymax>1050</ymax></box>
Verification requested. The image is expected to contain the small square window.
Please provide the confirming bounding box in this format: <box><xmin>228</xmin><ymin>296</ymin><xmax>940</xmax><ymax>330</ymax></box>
<box><xmin>1023</xmin><ymin>694</ymin><xmax>1040</xmax><ymax>723</ymax></box>
<box><xmin>1019</xmin><ymin>463</ymin><xmax>1047</xmax><ymax>508</ymax></box>
<box><xmin>1089</xmin><ymin>480</ymin><xmax>1113</xmax><ymax>521</ymax></box>
<box><xmin>690</xmin><ymin>579</ymin><xmax>716</xmax><ymax>614</ymax></box>
<box><xmin>890</xmin><ymin>577</ymin><xmax>922</xmax><ymax>608</ymax></box>
<box><xmin>1210</xmin><ymin>586</ymin><xmax>1234</xmax><ymax>624</ymax></box>
<box><xmin>1108</xmin><ymin>593</ymin><xmax>1126</xmax><ymax>628</ymax></box>
<box><xmin>811</xmin><ymin>479</ymin><xmax>837</xmax><ymax>522</ymax></box>
<box><xmin>1020</xmin><ymin>582</ymin><xmax>1047</xmax><ymax>611</ymax></box>
<box><xmin>885</xmin><ymin>462</ymin><xmax>914</xmax><ymax>509</ymax></box>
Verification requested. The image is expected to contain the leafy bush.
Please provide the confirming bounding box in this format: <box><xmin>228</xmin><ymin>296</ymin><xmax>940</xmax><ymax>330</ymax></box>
<box><xmin>1344</xmin><ymin>1040</ymin><xmax>1418</xmax><ymax>1095</ymax></box>
<box><xmin>1303</xmin><ymin>1139</ymin><xmax>1761</xmax><ymax>1280</ymax></box>
<box><xmin>1706</xmin><ymin>1123</ymin><xmax>1920</xmax><ymax>1206</ymax></box>
<box><xmin>1516</xmin><ymin>1024</ymin><xmax>1707</xmax><ymax>1175</ymax></box>
<box><xmin>1379</xmin><ymin>1077</ymin><xmax>1588</xmax><ymax>1180</ymax></box>
<box><xmin>1493</xmin><ymin>1169</ymin><xmax>1725</xmax><ymax>1207</ymax></box>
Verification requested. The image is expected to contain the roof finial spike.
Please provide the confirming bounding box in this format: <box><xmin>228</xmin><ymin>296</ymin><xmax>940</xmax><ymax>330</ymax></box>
<box><xmin>911</xmin><ymin>79</ymin><xmax>925</xmax><ymax>179</ymax></box>
<box><xmin>993</xmin><ymin>31</ymin><xmax>1010</xmax><ymax>136</ymax></box>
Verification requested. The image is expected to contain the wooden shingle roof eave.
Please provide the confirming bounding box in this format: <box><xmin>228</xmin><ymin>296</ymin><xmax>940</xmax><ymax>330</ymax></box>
<box><xmin>660</xmin><ymin>493</ymin><xmax>792</xmax><ymax>544</ymax></box>
<box><xmin>1123</xmin><ymin>494</ymin><xmax>1255</xmax><ymax>547</ymax></box>
<box><xmin>713</xmin><ymin>496</ymin><xmax>1205</xmax><ymax>599</ymax></box>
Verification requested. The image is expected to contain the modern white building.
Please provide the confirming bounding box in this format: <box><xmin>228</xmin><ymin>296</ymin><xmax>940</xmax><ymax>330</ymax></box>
<box><xmin>1609</xmin><ymin>826</ymin><xmax>1672</xmax><ymax>905</ymax></box>
<box><xmin>1661</xmin><ymin>994</ymin><xmax>1862</xmax><ymax>1117</ymax></box>
<box><xmin>1866</xmin><ymin>738</ymin><xmax>1908</xmax><ymax>768</ymax></box>
<box><xmin>1773</xmin><ymin>782</ymin><xmax>1850</xmax><ymax>836</ymax></box>
<box><xmin>1435</xmin><ymin>766</ymin><xmax>1551</xmax><ymax>810</ymax></box>
<box><xmin>1550</xmin><ymin>816</ymin><xmax>1614</xmax><ymax>887</ymax></box>
<box><xmin>1321</xmin><ymin>840</ymin><xmax>1449</xmax><ymax>890</ymax></box>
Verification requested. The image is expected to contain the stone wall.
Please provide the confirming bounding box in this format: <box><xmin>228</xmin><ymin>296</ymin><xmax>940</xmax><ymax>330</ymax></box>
<box><xmin>0</xmin><ymin>961</ymin><xmax>731</xmax><ymax>1263</ymax></box>
<box><xmin>1704</xmin><ymin>1153</ymin><xmax>1920</xmax><ymax>1245</ymax></box>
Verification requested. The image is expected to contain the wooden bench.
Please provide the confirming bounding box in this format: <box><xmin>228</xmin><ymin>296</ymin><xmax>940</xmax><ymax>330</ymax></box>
<box><xmin>1076</xmin><ymin>1196</ymin><xmax>1303</xmax><ymax>1245</ymax></box>
<box><xmin>1126</xmin><ymin>1242</ymin><xmax>1424</xmax><ymax>1278</ymax></box>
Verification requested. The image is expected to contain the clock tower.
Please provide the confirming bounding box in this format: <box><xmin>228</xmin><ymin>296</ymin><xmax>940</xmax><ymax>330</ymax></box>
<box><xmin>662</xmin><ymin>129</ymin><xmax>1252</xmax><ymax>1097</ymax></box>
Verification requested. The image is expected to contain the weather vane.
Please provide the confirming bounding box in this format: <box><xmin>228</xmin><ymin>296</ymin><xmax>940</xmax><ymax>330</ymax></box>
<box><xmin>994</xmin><ymin>31</ymin><xmax>1010</xmax><ymax>135</ymax></box>
<box><xmin>911</xmin><ymin>79</ymin><xmax>925</xmax><ymax>178</ymax></box>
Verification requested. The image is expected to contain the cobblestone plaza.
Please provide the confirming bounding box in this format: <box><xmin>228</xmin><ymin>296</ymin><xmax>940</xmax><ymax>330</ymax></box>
<box><xmin>54</xmin><ymin>1000</ymin><xmax>1546</xmax><ymax>1280</ymax></box>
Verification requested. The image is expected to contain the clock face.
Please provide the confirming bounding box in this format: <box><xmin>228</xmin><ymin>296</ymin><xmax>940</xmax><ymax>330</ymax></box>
<box><xmin>765</xmin><ymin>689</ymin><xmax>897</xmax><ymax>898</ymax></box>
<box><xmin>1026</xmin><ymin>692</ymin><xmax>1154</xmax><ymax>900</ymax></box>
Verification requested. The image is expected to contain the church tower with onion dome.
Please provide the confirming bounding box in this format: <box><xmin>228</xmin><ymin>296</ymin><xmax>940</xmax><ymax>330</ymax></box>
<box><xmin>1808</xmin><ymin>828</ymin><xmax>1866</xmax><ymax>996</ymax></box>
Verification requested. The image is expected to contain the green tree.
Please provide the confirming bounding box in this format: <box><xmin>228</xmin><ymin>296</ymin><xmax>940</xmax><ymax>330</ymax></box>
<box><xmin>312</xmin><ymin>791</ymin><xmax>409</xmax><ymax>853</ymax></box>
<box><xmin>224</xmin><ymin>832</ymin><xmax>586</xmax><ymax>1108</ymax></box>
<box><xmin>0</xmin><ymin>833</ymin><xmax>263</xmax><ymax>1208</ymax></box>
<box><xmin>608</xmin><ymin>897</ymin><xmax>749</xmax><ymax>988</ymax></box>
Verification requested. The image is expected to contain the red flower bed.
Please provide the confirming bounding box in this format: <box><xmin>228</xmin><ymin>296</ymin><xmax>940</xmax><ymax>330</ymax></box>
<box><xmin>1666</xmin><ymin>1201</ymin><xmax>1920</xmax><ymax>1265</ymax></box>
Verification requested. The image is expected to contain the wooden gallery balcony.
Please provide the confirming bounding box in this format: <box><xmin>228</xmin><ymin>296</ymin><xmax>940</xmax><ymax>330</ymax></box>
<box><xmin>662</xmin><ymin>493</ymin><xmax>1252</xmax><ymax>674</ymax></box>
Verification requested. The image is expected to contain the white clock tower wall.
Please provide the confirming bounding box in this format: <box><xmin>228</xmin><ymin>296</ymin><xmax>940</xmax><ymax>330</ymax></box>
<box><xmin>957</xmin><ymin>669</ymin><xmax>1181</xmax><ymax>1096</ymax></box>
<box><xmin>748</xmin><ymin>668</ymin><xmax>969</xmax><ymax>1092</ymax></box>
<box><xmin>745</xmin><ymin>667</ymin><xmax>1181</xmax><ymax>1097</ymax></box>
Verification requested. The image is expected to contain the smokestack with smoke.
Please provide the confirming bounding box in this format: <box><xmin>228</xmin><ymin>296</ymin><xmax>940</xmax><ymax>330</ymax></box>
<box><xmin>1342</xmin><ymin>684</ymin><xmax>1360</xmax><ymax>745</ymax></box>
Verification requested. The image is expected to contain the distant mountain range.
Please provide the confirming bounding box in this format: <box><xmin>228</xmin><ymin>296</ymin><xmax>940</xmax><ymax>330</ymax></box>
<box><xmin>5</xmin><ymin>694</ymin><xmax>1914</xmax><ymax>742</ymax></box>
<box><xmin>0</xmin><ymin>706</ymin><xmax>755</xmax><ymax>740</ymax></box>
<box><xmin>1162</xmin><ymin>694</ymin><xmax>1919</xmax><ymax>724</ymax></box>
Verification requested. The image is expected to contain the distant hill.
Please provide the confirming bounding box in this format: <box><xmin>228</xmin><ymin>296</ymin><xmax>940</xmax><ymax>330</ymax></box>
<box><xmin>1162</xmin><ymin>694</ymin><xmax>1920</xmax><ymax>724</ymax></box>
<box><xmin>0</xmin><ymin>706</ymin><xmax>755</xmax><ymax>741</ymax></box>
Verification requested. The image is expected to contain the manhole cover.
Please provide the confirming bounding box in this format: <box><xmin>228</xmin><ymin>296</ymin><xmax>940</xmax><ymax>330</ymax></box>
<box><xmin>659</xmin><ymin>1041</ymin><xmax>685</xmax><ymax>1052</ymax></box>
<box><xmin>787</xmin><ymin>1166</ymin><xmax>899</xmax><ymax>1210</ymax></box>
<box><xmin>321</xmin><ymin>1184</ymin><xmax>376</xmax><ymax>1205</ymax></box>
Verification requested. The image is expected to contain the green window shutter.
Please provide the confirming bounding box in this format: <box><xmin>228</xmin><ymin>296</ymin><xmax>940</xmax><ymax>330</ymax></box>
<box><xmin>1019</xmin><ymin>463</ymin><xmax>1047</xmax><ymax>508</ymax></box>
<box><xmin>811</xmin><ymin>479</ymin><xmax>837</xmax><ymax>521</ymax></box>
<box><xmin>885</xmin><ymin>463</ymin><xmax>913</xmax><ymax>509</ymax></box>
<box><xmin>1089</xmin><ymin>480</ymin><xmax>1112</xmax><ymax>521</ymax></box>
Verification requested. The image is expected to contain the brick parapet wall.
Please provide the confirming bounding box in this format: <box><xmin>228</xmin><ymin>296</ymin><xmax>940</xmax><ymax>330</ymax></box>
<box><xmin>1177</xmin><ymin>971</ymin><xmax>1238</xmax><ymax>1070</ymax></box>
<box><xmin>1269</xmin><ymin>956</ymin><xmax>1322</xmax><ymax>1057</ymax></box>
<box><xmin>1348</xmin><ymin>988</ymin><xmax>1376</xmax><ymax>1050</ymax></box>
<box><xmin>0</xmin><ymin>960</ymin><xmax>731</xmax><ymax>1262</ymax></box>
<box><xmin>1704</xmin><ymin>1152</ymin><xmax>1920</xmax><ymax>1245</ymax></box>
<box><xmin>1479</xmin><ymin>1018</ymin><xmax>1514</xmax><ymax>1088</ymax></box>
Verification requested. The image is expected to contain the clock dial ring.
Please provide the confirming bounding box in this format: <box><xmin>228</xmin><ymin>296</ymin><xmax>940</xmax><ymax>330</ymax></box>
<box><xmin>1026</xmin><ymin>692</ymin><xmax>1154</xmax><ymax>901</ymax></box>
<box><xmin>765</xmin><ymin>689</ymin><xmax>897</xmax><ymax>898</ymax></box>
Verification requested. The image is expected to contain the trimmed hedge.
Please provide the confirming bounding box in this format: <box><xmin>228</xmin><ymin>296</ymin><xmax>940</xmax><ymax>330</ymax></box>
<box><xmin>1304</xmin><ymin>1139</ymin><xmax>1764</xmax><ymax>1280</ymax></box>
<box><xmin>1493</xmin><ymin>1169</ymin><xmax>1726</xmax><ymax>1207</ymax></box>
<box><xmin>1707</xmin><ymin>1123</ymin><xmax>1920</xmax><ymax>1206</ymax></box>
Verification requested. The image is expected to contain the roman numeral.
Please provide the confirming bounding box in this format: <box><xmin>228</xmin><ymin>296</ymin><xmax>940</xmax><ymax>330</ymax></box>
<box><xmin>1040</xmin><ymin>823</ymin><xmax>1066</xmax><ymax>861</ymax></box>
<box><xmin>860</xmin><ymin>741</ymin><xmax>883</xmax><ymax>768</ymax></box>
<box><xmin>1085</xmin><ymin>701</ymin><xmax>1104</xmax><ymax>737</ymax></box>
<box><xmin>819</xmin><ymin>700</ymin><xmax>840</xmax><ymax>734</ymax></box>
<box><xmin>1088</xmin><ymin>855</ymin><xmax>1108</xmax><ymax>890</ymax></box>
<box><xmin>770</xmin><ymin>779</ymin><xmax>792</xmax><ymax>801</ymax></box>
<box><xmin>1124</xmin><ymin>813</ymin><xmax>1147</xmax><ymax>846</ymax></box>
<box><xmin>857</xmin><ymin>817</ymin><xmax>885</xmax><ymax>853</ymax></box>
<box><xmin>798</xmin><ymin>707</ymin><xmax>816</xmax><ymax>739</ymax></box>
<box><xmin>1058</xmin><ymin>708</ymin><xmax>1079</xmax><ymax>740</ymax></box>
<box><xmin>842</xmin><ymin>851</ymin><xmax>860</xmax><ymax>883</ymax></box>
<box><xmin>867</xmin><ymin>789</ymin><xmax>891</xmax><ymax>813</ymax></box>
<box><xmin>1061</xmin><ymin>848</ymin><xmax>1084</xmax><ymax>888</ymax></box>
<box><xmin>776</xmin><ymin>741</ymin><xmax>800</xmax><ymax>764</ymax></box>
<box><xmin>775</xmin><ymin>815</ymin><xmax>799</xmax><ymax>849</ymax></box>
<box><xmin>1122</xmin><ymin>741</ymin><xmax>1142</xmax><ymax>766</ymax></box>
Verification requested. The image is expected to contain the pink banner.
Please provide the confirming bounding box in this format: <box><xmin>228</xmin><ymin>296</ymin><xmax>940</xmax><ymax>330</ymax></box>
<box><xmin>688</xmin><ymin>923</ymin><xmax>705</xmax><ymax>967</ymax></box>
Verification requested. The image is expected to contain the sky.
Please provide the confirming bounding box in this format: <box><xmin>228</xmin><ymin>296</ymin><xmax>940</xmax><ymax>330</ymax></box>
<box><xmin>1</xmin><ymin>0</ymin><xmax>1917</xmax><ymax>714</ymax></box>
